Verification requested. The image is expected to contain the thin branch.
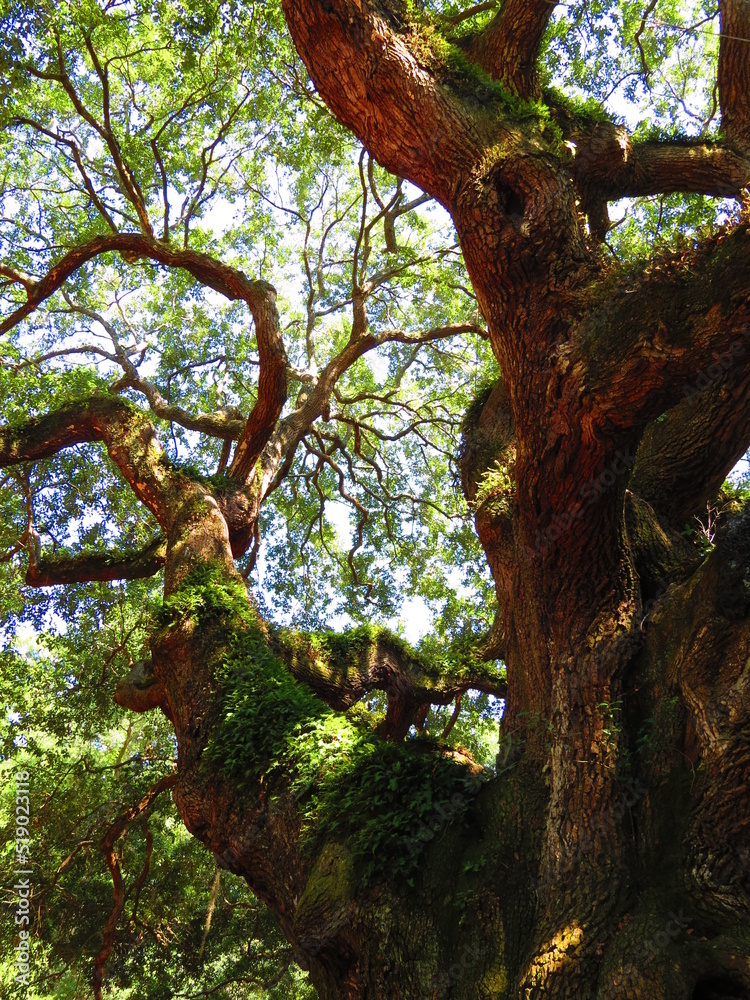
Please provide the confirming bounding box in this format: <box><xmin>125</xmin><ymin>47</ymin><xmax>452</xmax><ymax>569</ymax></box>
<box><xmin>633</xmin><ymin>0</ymin><xmax>659</xmax><ymax>88</ymax></box>
<box><xmin>173</xmin><ymin>960</ymin><xmax>293</xmax><ymax>1000</ymax></box>
<box><xmin>60</xmin><ymin>294</ymin><xmax>246</xmax><ymax>439</ymax></box>
<box><xmin>440</xmin><ymin>692</ymin><xmax>464</xmax><ymax>740</ymax></box>
<box><xmin>9</xmin><ymin>117</ymin><xmax>119</xmax><ymax>232</ymax></box>
<box><xmin>81</xmin><ymin>32</ymin><xmax>154</xmax><ymax>235</ymax></box>
<box><xmin>93</xmin><ymin>775</ymin><xmax>176</xmax><ymax>1000</ymax></box>
<box><xmin>7</xmin><ymin>344</ymin><xmax>119</xmax><ymax>371</ymax></box>
<box><xmin>198</xmin><ymin>870</ymin><xmax>221</xmax><ymax>959</ymax></box>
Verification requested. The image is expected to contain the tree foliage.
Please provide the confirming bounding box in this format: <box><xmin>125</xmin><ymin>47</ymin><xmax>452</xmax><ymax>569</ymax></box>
<box><xmin>1</xmin><ymin>0</ymin><xmax>749</xmax><ymax>996</ymax></box>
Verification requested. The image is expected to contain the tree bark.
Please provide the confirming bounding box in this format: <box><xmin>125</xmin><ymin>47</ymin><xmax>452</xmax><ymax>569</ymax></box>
<box><xmin>3</xmin><ymin>1</ymin><xmax>750</xmax><ymax>996</ymax></box>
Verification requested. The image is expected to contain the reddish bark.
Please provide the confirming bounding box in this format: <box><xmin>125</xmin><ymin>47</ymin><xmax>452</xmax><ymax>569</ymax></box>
<box><xmin>3</xmin><ymin>2</ymin><xmax>750</xmax><ymax>996</ymax></box>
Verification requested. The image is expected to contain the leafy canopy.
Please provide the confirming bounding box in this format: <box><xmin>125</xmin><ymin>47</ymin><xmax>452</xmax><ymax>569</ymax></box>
<box><xmin>0</xmin><ymin>0</ymin><xmax>744</xmax><ymax>997</ymax></box>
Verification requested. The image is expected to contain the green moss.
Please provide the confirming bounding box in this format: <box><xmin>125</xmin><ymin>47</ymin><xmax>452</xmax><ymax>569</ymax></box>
<box><xmin>293</xmin><ymin>842</ymin><xmax>352</xmax><ymax>930</ymax></box>
<box><xmin>166</xmin><ymin>567</ymin><xmax>487</xmax><ymax>886</ymax></box>
<box><xmin>461</xmin><ymin>381</ymin><xmax>495</xmax><ymax>436</ymax></box>
<box><xmin>209</xmin><ymin>639</ymin><xmax>485</xmax><ymax>885</ymax></box>
<box><xmin>410</xmin><ymin>25</ymin><xmax>551</xmax><ymax>125</ymax></box>
<box><xmin>282</xmin><ymin>623</ymin><xmax>418</xmax><ymax>675</ymax></box>
<box><xmin>172</xmin><ymin>462</ymin><xmax>237</xmax><ymax>490</ymax></box>
<box><xmin>320</xmin><ymin>626</ymin><xmax>447</xmax><ymax>684</ymax></box>
<box><xmin>543</xmin><ymin>86</ymin><xmax>614</xmax><ymax>126</ymax></box>
<box><xmin>282</xmin><ymin>621</ymin><xmax>498</xmax><ymax>693</ymax></box>
<box><xmin>158</xmin><ymin>563</ymin><xmax>252</xmax><ymax>628</ymax></box>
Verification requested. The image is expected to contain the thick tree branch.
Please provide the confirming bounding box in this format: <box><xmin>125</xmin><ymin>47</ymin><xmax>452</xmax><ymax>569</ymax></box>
<box><xmin>719</xmin><ymin>0</ymin><xmax>750</xmax><ymax>151</ymax></box>
<box><xmin>439</xmin><ymin>692</ymin><xmax>463</xmax><ymax>740</ymax></box>
<box><xmin>477</xmin><ymin>609</ymin><xmax>507</xmax><ymax>663</ymax></box>
<box><xmin>25</xmin><ymin>536</ymin><xmax>166</xmax><ymax>587</ymax></box>
<box><xmin>93</xmin><ymin>775</ymin><xmax>177</xmax><ymax>1000</ymax></box>
<box><xmin>0</xmin><ymin>262</ymin><xmax>36</xmax><ymax>294</ymax></box>
<box><xmin>0</xmin><ymin>233</ymin><xmax>287</xmax><ymax>482</ymax></box>
<box><xmin>630</xmin><ymin>367</ymin><xmax>750</xmax><ymax>532</ymax></box>
<box><xmin>276</xmin><ymin>628</ymin><xmax>506</xmax><ymax>741</ymax></box>
<box><xmin>281</xmin><ymin>0</ymin><xmax>484</xmax><ymax>206</ymax></box>
<box><xmin>0</xmin><ymin>393</ymin><xmax>260</xmax><ymax>563</ymax></box>
<box><xmin>0</xmin><ymin>395</ymin><xmax>177</xmax><ymax>529</ymax></box>
<box><xmin>227</xmin><ymin>287</ymin><xmax>287</xmax><ymax>483</ymax></box>
<box><xmin>567</xmin><ymin>125</ymin><xmax>750</xmax><ymax>236</ymax></box>
<box><xmin>460</xmin><ymin>0</ymin><xmax>556</xmax><ymax>98</ymax></box>
<box><xmin>0</xmin><ymin>233</ymin><xmax>272</xmax><ymax>333</ymax></box>
<box><xmin>544</xmin><ymin>93</ymin><xmax>750</xmax><ymax>234</ymax></box>
<box><xmin>121</xmin><ymin>384</ymin><xmax>245</xmax><ymax>441</ymax></box>
<box><xmin>578</xmin><ymin>224</ymin><xmax>750</xmax><ymax>428</ymax></box>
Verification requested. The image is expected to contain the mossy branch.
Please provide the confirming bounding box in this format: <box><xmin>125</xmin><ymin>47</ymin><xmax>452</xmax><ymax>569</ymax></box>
<box><xmin>276</xmin><ymin>625</ymin><xmax>506</xmax><ymax>740</ymax></box>
<box><xmin>26</xmin><ymin>535</ymin><xmax>166</xmax><ymax>587</ymax></box>
<box><xmin>0</xmin><ymin>394</ymin><xmax>179</xmax><ymax>528</ymax></box>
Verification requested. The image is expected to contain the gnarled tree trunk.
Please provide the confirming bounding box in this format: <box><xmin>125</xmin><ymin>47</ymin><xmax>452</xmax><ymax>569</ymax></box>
<box><xmin>3</xmin><ymin>0</ymin><xmax>750</xmax><ymax>997</ymax></box>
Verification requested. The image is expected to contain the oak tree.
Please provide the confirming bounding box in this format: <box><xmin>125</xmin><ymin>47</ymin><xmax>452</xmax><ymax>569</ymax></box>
<box><xmin>2</xmin><ymin>0</ymin><xmax>750</xmax><ymax>997</ymax></box>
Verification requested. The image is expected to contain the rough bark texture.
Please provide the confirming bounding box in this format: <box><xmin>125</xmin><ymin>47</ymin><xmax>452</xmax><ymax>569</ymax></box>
<box><xmin>4</xmin><ymin>1</ymin><xmax>750</xmax><ymax>998</ymax></box>
<box><xmin>25</xmin><ymin>536</ymin><xmax>167</xmax><ymax>587</ymax></box>
<box><xmin>459</xmin><ymin>0</ymin><xmax>554</xmax><ymax>98</ymax></box>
